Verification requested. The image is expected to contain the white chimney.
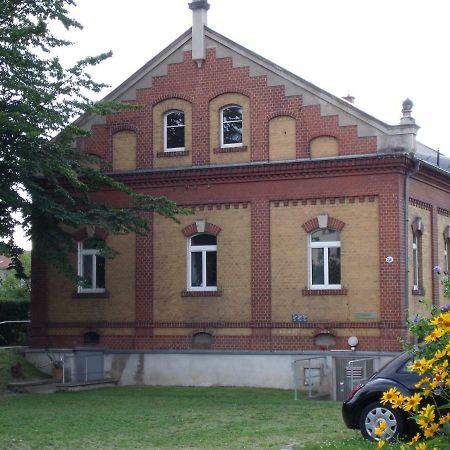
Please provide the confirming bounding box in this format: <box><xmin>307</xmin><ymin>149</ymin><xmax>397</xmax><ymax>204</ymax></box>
<box><xmin>189</xmin><ymin>0</ymin><xmax>209</xmax><ymax>67</ymax></box>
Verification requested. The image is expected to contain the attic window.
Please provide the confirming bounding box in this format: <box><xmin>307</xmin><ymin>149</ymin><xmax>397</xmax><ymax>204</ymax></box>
<box><xmin>164</xmin><ymin>110</ymin><xmax>185</xmax><ymax>151</ymax></box>
<box><xmin>221</xmin><ymin>105</ymin><xmax>242</xmax><ymax>147</ymax></box>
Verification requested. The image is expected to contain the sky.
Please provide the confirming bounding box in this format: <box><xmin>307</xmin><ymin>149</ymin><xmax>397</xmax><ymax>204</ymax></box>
<box><xmin>14</xmin><ymin>0</ymin><xmax>450</xmax><ymax>250</ymax></box>
<box><xmin>59</xmin><ymin>0</ymin><xmax>450</xmax><ymax>154</ymax></box>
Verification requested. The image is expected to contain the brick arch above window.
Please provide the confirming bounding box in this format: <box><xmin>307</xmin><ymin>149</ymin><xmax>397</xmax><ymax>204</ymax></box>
<box><xmin>182</xmin><ymin>220</ymin><xmax>222</xmax><ymax>237</ymax></box>
<box><xmin>73</xmin><ymin>226</ymin><xmax>109</xmax><ymax>242</ymax></box>
<box><xmin>302</xmin><ymin>214</ymin><xmax>345</xmax><ymax>233</ymax></box>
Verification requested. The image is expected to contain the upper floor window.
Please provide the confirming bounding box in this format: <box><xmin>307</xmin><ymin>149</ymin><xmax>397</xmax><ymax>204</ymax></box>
<box><xmin>411</xmin><ymin>217</ymin><xmax>424</xmax><ymax>294</ymax></box>
<box><xmin>309</xmin><ymin>228</ymin><xmax>341</xmax><ymax>289</ymax></box>
<box><xmin>78</xmin><ymin>237</ymin><xmax>106</xmax><ymax>293</ymax></box>
<box><xmin>188</xmin><ymin>234</ymin><xmax>217</xmax><ymax>291</ymax></box>
<box><xmin>164</xmin><ymin>110</ymin><xmax>185</xmax><ymax>151</ymax></box>
<box><xmin>412</xmin><ymin>234</ymin><xmax>420</xmax><ymax>290</ymax></box>
<box><xmin>221</xmin><ymin>105</ymin><xmax>243</xmax><ymax>147</ymax></box>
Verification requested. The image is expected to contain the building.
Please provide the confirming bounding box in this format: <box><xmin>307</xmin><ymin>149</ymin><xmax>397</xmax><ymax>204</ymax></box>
<box><xmin>28</xmin><ymin>1</ymin><xmax>450</xmax><ymax>391</ymax></box>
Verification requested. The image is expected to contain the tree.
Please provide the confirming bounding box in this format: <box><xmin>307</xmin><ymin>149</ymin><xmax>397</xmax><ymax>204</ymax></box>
<box><xmin>0</xmin><ymin>252</ymin><xmax>31</xmax><ymax>302</ymax></box>
<box><xmin>0</xmin><ymin>0</ymin><xmax>187</xmax><ymax>279</ymax></box>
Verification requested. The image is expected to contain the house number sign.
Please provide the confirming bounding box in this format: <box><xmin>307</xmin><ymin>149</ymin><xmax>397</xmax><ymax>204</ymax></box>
<box><xmin>292</xmin><ymin>313</ymin><xmax>309</xmax><ymax>323</ymax></box>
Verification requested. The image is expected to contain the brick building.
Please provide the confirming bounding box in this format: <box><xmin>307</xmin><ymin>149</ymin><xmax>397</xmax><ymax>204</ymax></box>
<box><xmin>28</xmin><ymin>1</ymin><xmax>450</xmax><ymax>389</ymax></box>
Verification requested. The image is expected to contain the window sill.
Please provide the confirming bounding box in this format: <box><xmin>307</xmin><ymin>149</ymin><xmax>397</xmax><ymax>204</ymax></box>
<box><xmin>302</xmin><ymin>288</ymin><xmax>347</xmax><ymax>296</ymax></box>
<box><xmin>214</xmin><ymin>145</ymin><xmax>247</xmax><ymax>154</ymax></box>
<box><xmin>157</xmin><ymin>149</ymin><xmax>190</xmax><ymax>158</ymax></box>
<box><xmin>412</xmin><ymin>288</ymin><xmax>425</xmax><ymax>296</ymax></box>
<box><xmin>181</xmin><ymin>290</ymin><xmax>222</xmax><ymax>297</ymax></box>
<box><xmin>72</xmin><ymin>290</ymin><xmax>110</xmax><ymax>299</ymax></box>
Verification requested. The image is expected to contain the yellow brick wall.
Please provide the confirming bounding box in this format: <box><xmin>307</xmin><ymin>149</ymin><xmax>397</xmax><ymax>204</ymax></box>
<box><xmin>269</xmin><ymin>116</ymin><xmax>296</xmax><ymax>161</ymax></box>
<box><xmin>408</xmin><ymin>206</ymin><xmax>432</xmax><ymax>318</ymax></box>
<box><xmin>209</xmin><ymin>93</ymin><xmax>250</xmax><ymax>165</ymax></box>
<box><xmin>271</xmin><ymin>199</ymin><xmax>380</xmax><ymax>322</ymax></box>
<box><xmin>112</xmin><ymin>131</ymin><xmax>136</xmax><ymax>170</ymax></box>
<box><xmin>47</xmin><ymin>233</ymin><xmax>136</xmax><ymax>322</ymax></box>
<box><xmin>153</xmin><ymin>98</ymin><xmax>192</xmax><ymax>168</ymax></box>
<box><xmin>310</xmin><ymin>136</ymin><xmax>339</xmax><ymax>158</ymax></box>
<box><xmin>153</xmin><ymin>207</ymin><xmax>251</xmax><ymax>322</ymax></box>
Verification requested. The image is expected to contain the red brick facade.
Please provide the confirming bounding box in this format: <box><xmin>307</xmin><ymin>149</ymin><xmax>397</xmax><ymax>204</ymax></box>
<box><xmin>30</xmin><ymin>33</ymin><xmax>450</xmax><ymax>354</ymax></box>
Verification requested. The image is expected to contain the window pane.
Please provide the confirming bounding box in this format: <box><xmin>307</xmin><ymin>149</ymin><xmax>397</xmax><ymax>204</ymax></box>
<box><xmin>223</xmin><ymin>106</ymin><xmax>242</xmax><ymax>122</ymax></box>
<box><xmin>328</xmin><ymin>247</ymin><xmax>341</xmax><ymax>285</ymax></box>
<box><xmin>191</xmin><ymin>234</ymin><xmax>216</xmax><ymax>246</ymax></box>
<box><xmin>311</xmin><ymin>229</ymin><xmax>340</xmax><ymax>242</ymax></box>
<box><xmin>223</xmin><ymin>122</ymin><xmax>242</xmax><ymax>144</ymax></box>
<box><xmin>311</xmin><ymin>248</ymin><xmax>324</xmax><ymax>285</ymax></box>
<box><xmin>413</xmin><ymin>247</ymin><xmax>418</xmax><ymax>286</ymax></box>
<box><xmin>166</xmin><ymin>126</ymin><xmax>184</xmax><ymax>149</ymax></box>
<box><xmin>82</xmin><ymin>254</ymin><xmax>93</xmax><ymax>288</ymax></box>
<box><xmin>206</xmin><ymin>251</ymin><xmax>217</xmax><ymax>287</ymax></box>
<box><xmin>96</xmin><ymin>255</ymin><xmax>105</xmax><ymax>289</ymax></box>
<box><xmin>166</xmin><ymin>112</ymin><xmax>184</xmax><ymax>127</ymax></box>
<box><xmin>191</xmin><ymin>252</ymin><xmax>202</xmax><ymax>287</ymax></box>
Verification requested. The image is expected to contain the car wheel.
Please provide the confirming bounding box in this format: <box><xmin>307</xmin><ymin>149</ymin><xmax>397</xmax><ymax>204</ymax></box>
<box><xmin>359</xmin><ymin>401</ymin><xmax>404</xmax><ymax>441</ymax></box>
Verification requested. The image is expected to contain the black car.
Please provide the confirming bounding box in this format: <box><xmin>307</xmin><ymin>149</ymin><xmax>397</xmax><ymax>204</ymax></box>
<box><xmin>342</xmin><ymin>352</ymin><xmax>420</xmax><ymax>441</ymax></box>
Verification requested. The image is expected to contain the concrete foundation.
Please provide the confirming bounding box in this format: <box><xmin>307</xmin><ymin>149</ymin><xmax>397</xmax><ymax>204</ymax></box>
<box><xmin>26</xmin><ymin>349</ymin><xmax>398</xmax><ymax>400</ymax></box>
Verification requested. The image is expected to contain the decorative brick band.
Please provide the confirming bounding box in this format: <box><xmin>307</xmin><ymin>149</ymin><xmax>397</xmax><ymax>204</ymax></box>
<box><xmin>213</xmin><ymin>145</ymin><xmax>247</xmax><ymax>154</ymax></box>
<box><xmin>302</xmin><ymin>288</ymin><xmax>348</xmax><ymax>296</ymax></box>
<box><xmin>189</xmin><ymin>202</ymin><xmax>249</xmax><ymax>211</ymax></box>
<box><xmin>182</xmin><ymin>221</ymin><xmax>222</xmax><ymax>237</ymax></box>
<box><xmin>156</xmin><ymin>150</ymin><xmax>190</xmax><ymax>158</ymax></box>
<box><xmin>273</xmin><ymin>195</ymin><xmax>377</xmax><ymax>208</ymax></box>
<box><xmin>181</xmin><ymin>290</ymin><xmax>223</xmax><ymax>297</ymax></box>
<box><xmin>409</xmin><ymin>198</ymin><xmax>432</xmax><ymax>211</ymax></box>
<box><xmin>45</xmin><ymin>319</ymin><xmax>405</xmax><ymax>329</ymax></box>
<box><xmin>438</xmin><ymin>207</ymin><xmax>450</xmax><ymax>218</ymax></box>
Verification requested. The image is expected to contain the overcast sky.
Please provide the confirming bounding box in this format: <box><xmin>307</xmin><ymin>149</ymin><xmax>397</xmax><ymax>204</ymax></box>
<box><xmin>60</xmin><ymin>0</ymin><xmax>450</xmax><ymax>155</ymax></box>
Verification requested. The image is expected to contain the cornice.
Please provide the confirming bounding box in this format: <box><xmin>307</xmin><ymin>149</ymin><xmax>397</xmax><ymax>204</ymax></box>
<box><xmin>103</xmin><ymin>154</ymin><xmax>413</xmax><ymax>189</ymax></box>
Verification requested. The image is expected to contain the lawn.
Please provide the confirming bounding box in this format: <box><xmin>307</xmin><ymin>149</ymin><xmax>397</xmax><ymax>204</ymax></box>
<box><xmin>0</xmin><ymin>386</ymin><xmax>405</xmax><ymax>450</ymax></box>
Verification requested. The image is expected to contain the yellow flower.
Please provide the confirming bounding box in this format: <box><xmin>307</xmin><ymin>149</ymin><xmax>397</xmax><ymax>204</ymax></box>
<box><xmin>439</xmin><ymin>412</ymin><xmax>450</xmax><ymax>424</ymax></box>
<box><xmin>375</xmin><ymin>440</ymin><xmax>385</xmax><ymax>450</ymax></box>
<box><xmin>415</xmin><ymin>376</ymin><xmax>430</xmax><ymax>388</ymax></box>
<box><xmin>408</xmin><ymin>432</ymin><xmax>421</xmax><ymax>445</ymax></box>
<box><xmin>423</xmin><ymin>421</ymin><xmax>439</xmax><ymax>438</ymax></box>
<box><xmin>415</xmin><ymin>443</ymin><xmax>427</xmax><ymax>450</ymax></box>
<box><xmin>375</xmin><ymin>419</ymin><xmax>387</xmax><ymax>437</ymax></box>
<box><xmin>424</xmin><ymin>328</ymin><xmax>445</xmax><ymax>342</ymax></box>
<box><xmin>380</xmin><ymin>387</ymin><xmax>400</xmax><ymax>405</ymax></box>
<box><xmin>391</xmin><ymin>395</ymin><xmax>405</xmax><ymax>409</ymax></box>
<box><xmin>403</xmin><ymin>393</ymin><xmax>422</xmax><ymax>411</ymax></box>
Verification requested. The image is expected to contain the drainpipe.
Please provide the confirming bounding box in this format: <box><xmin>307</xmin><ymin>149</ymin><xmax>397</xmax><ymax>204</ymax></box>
<box><xmin>404</xmin><ymin>158</ymin><xmax>421</xmax><ymax>338</ymax></box>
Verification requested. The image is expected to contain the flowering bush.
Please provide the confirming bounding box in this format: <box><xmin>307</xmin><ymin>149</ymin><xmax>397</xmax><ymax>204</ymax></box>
<box><xmin>374</xmin><ymin>267</ymin><xmax>450</xmax><ymax>449</ymax></box>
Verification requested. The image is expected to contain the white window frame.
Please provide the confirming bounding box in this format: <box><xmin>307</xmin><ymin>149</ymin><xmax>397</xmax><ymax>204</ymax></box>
<box><xmin>77</xmin><ymin>240</ymin><xmax>106</xmax><ymax>293</ymax></box>
<box><xmin>308</xmin><ymin>231</ymin><xmax>341</xmax><ymax>289</ymax></box>
<box><xmin>220</xmin><ymin>105</ymin><xmax>243</xmax><ymax>148</ymax></box>
<box><xmin>187</xmin><ymin>234</ymin><xmax>217</xmax><ymax>291</ymax></box>
<box><xmin>412</xmin><ymin>234</ymin><xmax>419</xmax><ymax>290</ymax></box>
<box><xmin>164</xmin><ymin>110</ymin><xmax>185</xmax><ymax>152</ymax></box>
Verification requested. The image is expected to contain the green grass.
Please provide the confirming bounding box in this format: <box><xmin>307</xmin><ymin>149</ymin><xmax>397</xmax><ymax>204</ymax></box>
<box><xmin>0</xmin><ymin>386</ymin><xmax>406</xmax><ymax>449</ymax></box>
<box><xmin>0</xmin><ymin>347</ymin><xmax>49</xmax><ymax>393</ymax></box>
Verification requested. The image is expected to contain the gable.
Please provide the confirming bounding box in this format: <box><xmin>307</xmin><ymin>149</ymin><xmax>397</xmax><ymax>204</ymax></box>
<box><xmin>76</xmin><ymin>27</ymin><xmax>420</xmax><ymax>158</ymax></box>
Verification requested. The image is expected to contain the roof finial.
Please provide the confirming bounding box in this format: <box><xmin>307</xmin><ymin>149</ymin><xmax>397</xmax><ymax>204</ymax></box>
<box><xmin>189</xmin><ymin>0</ymin><xmax>210</xmax><ymax>67</ymax></box>
<box><xmin>400</xmin><ymin>98</ymin><xmax>415</xmax><ymax>124</ymax></box>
